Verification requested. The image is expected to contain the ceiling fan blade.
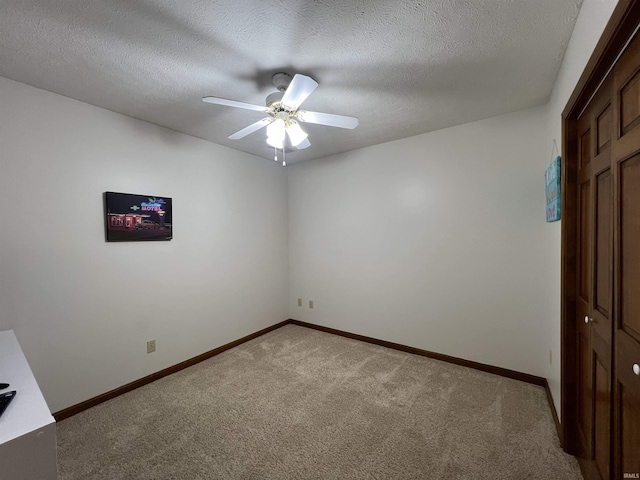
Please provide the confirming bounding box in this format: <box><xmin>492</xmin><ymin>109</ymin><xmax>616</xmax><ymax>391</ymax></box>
<box><xmin>295</xmin><ymin>138</ymin><xmax>311</xmax><ymax>150</ymax></box>
<box><xmin>296</xmin><ymin>110</ymin><xmax>359</xmax><ymax>129</ymax></box>
<box><xmin>228</xmin><ymin>117</ymin><xmax>273</xmax><ymax>139</ymax></box>
<box><xmin>281</xmin><ymin>74</ymin><xmax>318</xmax><ymax>110</ymax></box>
<box><xmin>202</xmin><ymin>96</ymin><xmax>269</xmax><ymax>112</ymax></box>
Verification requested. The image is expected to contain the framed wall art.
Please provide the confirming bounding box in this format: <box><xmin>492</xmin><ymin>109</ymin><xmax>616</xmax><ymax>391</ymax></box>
<box><xmin>545</xmin><ymin>156</ymin><xmax>561</xmax><ymax>222</ymax></box>
<box><xmin>104</xmin><ymin>192</ymin><xmax>172</xmax><ymax>241</ymax></box>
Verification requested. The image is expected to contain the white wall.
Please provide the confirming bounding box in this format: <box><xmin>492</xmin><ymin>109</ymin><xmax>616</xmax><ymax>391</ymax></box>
<box><xmin>288</xmin><ymin>0</ymin><xmax>619</xmax><ymax>419</ymax></box>
<box><xmin>542</xmin><ymin>0</ymin><xmax>618</xmax><ymax>413</ymax></box>
<box><xmin>0</xmin><ymin>76</ymin><xmax>289</xmax><ymax>412</ymax></box>
<box><xmin>289</xmin><ymin>105</ymin><xmax>551</xmax><ymax>378</ymax></box>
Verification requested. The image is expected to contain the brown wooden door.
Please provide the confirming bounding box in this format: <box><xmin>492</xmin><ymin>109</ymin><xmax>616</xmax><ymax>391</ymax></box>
<box><xmin>573</xmin><ymin>31</ymin><xmax>640</xmax><ymax>480</ymax></box>
<box><xmin>575</xmin><ymin>73</ymin><xmax>614</xmax><ymax>480</ymax></box>
<box><xmin>562</xmin><ymin>5</ymin><xmax>640</xmax><ymax>480</ymax></box>
<box><xmin>612</xmin><ymin>31</ymin><xmax>640</xmax><ymax>480</ymax></box>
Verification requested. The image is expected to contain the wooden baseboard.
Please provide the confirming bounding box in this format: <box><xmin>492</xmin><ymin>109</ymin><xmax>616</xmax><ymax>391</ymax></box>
<box><xmin>55</xmin><ymin>316</ymin><xmax>562</xmax><ymax>440</ymax></box>
<box><xmin>543</xmin><ymin>379</ymin><xmax>563</xmax><ymax>446</ymax></box>
<box><xmin>289</xmin><ymin>319</ymin><xmax>547</xmax><ymax>385</ymax></box>
<box><xmin>53</xmin><ymin>319</ymin><xmax>291</xmax><ymax>421</ymax></box>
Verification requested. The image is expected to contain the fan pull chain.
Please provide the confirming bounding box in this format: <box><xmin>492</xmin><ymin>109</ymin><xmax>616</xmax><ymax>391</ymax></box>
<box><xmin>272</xmin><ymin>146</ymin><xmax>286</xmax><ymax>167</ymax></box>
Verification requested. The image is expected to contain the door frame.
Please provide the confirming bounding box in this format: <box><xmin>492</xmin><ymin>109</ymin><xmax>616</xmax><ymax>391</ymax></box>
<box><xmin>561</xmin><ymin>0</ymin><xmax>640</xmax><ymax>454</ymax></box>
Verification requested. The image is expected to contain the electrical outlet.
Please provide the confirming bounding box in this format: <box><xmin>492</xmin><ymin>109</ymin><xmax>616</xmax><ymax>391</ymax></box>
<box><xmin>309</xmin><ymin>300</ymin><xmax>314</xmax><ymax>309</ymax></box>
<box><xmin>147</xmin><ymin>340</ymin><xmax>156</xmax><ymax>354</ymax></box>
<box><xmin>297</xmin><ymin>298</ymin><xmax>302</xmax><ymax>307</ymax></box>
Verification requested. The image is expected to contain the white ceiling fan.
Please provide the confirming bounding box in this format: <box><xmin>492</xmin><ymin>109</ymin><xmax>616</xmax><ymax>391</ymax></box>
<box><xmin>202</xmin><ymin>73</ymin><xmax>358</xmax><ymax>162</ymax></box>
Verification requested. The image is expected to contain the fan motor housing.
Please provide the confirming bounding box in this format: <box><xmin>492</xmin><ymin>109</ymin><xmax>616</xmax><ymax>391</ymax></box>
<box><xmin>265</xmin><ymin>91</ymin><xmax>284</xmax><ymax>107</ymax></box>
<box><xmin>272</xmin><ymin>72</ymin><xmax>292</xmax><ymax>92</ymax></box>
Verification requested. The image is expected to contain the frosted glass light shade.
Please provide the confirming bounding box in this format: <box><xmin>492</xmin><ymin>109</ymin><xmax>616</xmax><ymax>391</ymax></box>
<box><xmin>267</xmin><ymin>135</ymin><xmax>284</xmax><ymax>149</ymax></box>
<box><xmin>286</xmin><ymin>121</ymin><xmax>308</xmax><ymax>147</ymax></box>
<box><xmin>266</xmin><ymin>119</ymin><xmax>285</xmax><ymax>149</ymax></box>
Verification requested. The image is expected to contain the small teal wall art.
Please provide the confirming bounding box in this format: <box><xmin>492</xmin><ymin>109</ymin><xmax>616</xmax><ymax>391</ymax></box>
<box><xmin>546</xmin><ymin>155</ymin><xmax>561</xmax><ymax>222</ymax></box>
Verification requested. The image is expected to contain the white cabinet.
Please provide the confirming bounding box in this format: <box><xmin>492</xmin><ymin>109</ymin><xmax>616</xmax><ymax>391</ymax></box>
<box><xmin>0</xmin><ymin>330</ymin><xmax>57</xmax><ymax>480</ymax></box>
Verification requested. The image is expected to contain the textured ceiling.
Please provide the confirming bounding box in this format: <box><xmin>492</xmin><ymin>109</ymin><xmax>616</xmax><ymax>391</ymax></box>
<box><xmin>0</xmin><ymin>0</ymin><xmax>583</xmax><ymax>163</ymax></box>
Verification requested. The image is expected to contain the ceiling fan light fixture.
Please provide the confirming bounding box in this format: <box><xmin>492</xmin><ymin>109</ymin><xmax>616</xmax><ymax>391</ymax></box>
<box><xmin>266</xmin><ymin>119</ymin><xmax>286</xmax><ymax>149</ymax></box>
<box><xmin>266</xmin><ymin>135</ymin><xmax>284</xmax><ymax>149</ymax></box>
<box><xmin>203</xmin><ymin>73</ymin><xmax>358</xmax><ymax>160</ymax></box>
<box><xmin>286</xmin><ymin>121</ymin><xmax>308</xmax><ymax>147</ymax></box>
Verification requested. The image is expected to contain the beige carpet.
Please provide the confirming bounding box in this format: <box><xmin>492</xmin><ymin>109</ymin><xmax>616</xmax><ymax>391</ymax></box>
<box><xmin>57</xmin><ymin>324</ymin><xmax>582</xmax><ymax>479</ymax></box>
